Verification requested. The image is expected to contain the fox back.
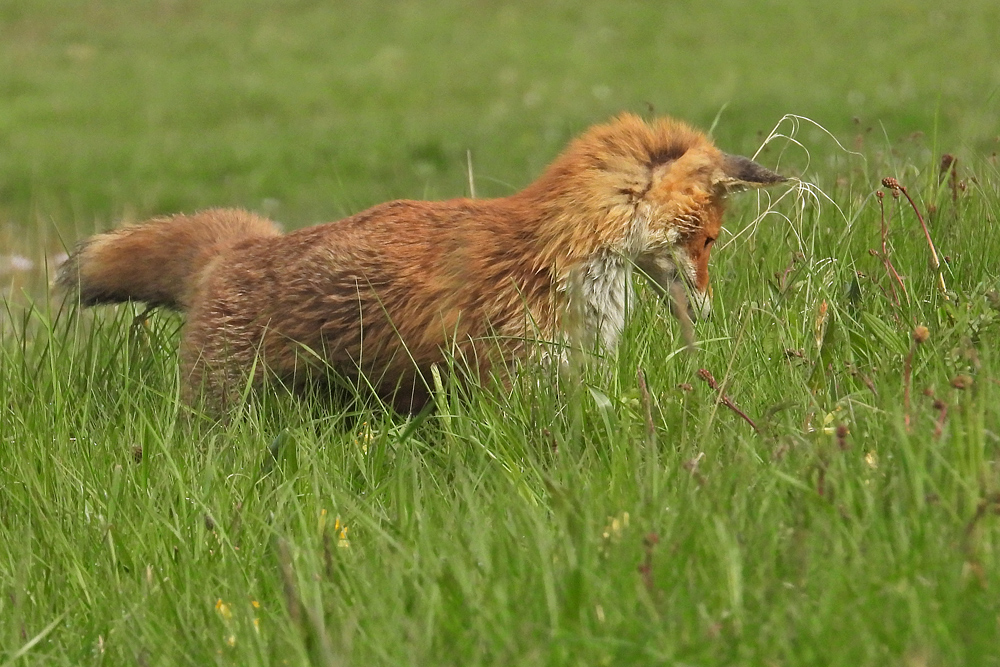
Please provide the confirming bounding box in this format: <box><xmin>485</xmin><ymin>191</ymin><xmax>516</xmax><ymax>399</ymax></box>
<box><xmin>57</xmin><ymin>114</ymin><xmax>785</xmax><ymax>411</ymax></box>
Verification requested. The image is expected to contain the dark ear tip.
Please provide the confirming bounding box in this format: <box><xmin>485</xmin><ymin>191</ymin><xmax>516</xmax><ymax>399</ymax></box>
<box><xmin>721</xmin><ymin>153</ymin><xmax>787</xmax><ymax>187</ymax></box>
<box><xmin>752</xmin><ymin>170</ymin><xmax>788</xmax><ymax>184</ymax></box>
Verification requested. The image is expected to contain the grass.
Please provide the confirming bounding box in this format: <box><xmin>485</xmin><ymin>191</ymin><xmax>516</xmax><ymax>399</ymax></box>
<box><xmin>3</xmin><ymin>1</ymin><xmax>1000</xmax><ymax>665</ymax></box>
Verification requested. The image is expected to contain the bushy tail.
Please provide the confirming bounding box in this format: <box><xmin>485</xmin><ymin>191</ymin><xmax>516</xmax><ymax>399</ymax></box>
<box><xmin>56</xmin><ymin>208</ymin><xmax>281</xmax><ymax>311</ymax></box>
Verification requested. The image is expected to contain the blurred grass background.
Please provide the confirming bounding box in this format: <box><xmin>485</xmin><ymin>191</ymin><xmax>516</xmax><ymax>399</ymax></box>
<box><xmin>1</xmin><ymin>0</ymin><xmax>997</xmax><ymax>238</ymax></box>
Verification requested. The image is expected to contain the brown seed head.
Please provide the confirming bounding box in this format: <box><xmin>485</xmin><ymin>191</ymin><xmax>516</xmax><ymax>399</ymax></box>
<box><xmin>876</xmin><ymin>190</ymin><xmax>884</xmax><ymax>200</ymax></box>
<box><xmin>950</xmin><ymin>375</ymin><xmax>972</xmax><ymax>390</ymax></box>
<box><xmin>882</xmin><ymin>177</ymin><xmax>901</xmax><ymax>190</ymax></box>
<box><xmin>913</xmin><ymin>325</ymin><xmax>930</xmax><ymax>344</ymax></box>
<box><xmin>835</xmin><ymin>424</ymin><xmax>850</xmax><ymax>450</ymax></box>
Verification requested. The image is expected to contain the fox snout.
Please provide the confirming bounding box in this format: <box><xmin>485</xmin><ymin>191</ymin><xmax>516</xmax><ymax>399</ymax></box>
<box><xmin>688</xmin><ymin>284</ymin><xmax>713</xmax><ymax>321</ymax></box>
<box><xmin>671</xmin><ymin>272</ymin><xmax>712</xmax><ymax>323</ymax></box>
<box><xmin>636</xmin><ymin>251</ymin><xmax>712</xmax><ymax>323</ymax></box>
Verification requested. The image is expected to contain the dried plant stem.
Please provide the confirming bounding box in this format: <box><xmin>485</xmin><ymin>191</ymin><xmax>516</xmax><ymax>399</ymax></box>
<box><xmin>816</xmin><ymin>461</ymin><xmax>827</xmax><ymax>498</ymax></box>
<box><xmin>933</xmin><ymin>399</ymin><xmax>948</xmax><ymax>439</ymax></box>
<box><xmin>940</xmin><ymin>154</ymin><xmax>959</xmax><ymax>206</ymax></box>
<box><xmin>874</xmin><ymin>190</ymin><xmax>906</xmax><ymax>306</ymax></box>
<box><xmin>696</xmin><ymin>368</ymin><xmax>760</xmax><ymax>434</ymax></box>
<box><xmin>637</xmin><ymin>532</ymin><xmax>659</xmax><ymax>593</ymax></box>
<box><xmin>882</xmin><ymin>177</ymin><xmax>948</xmax><ymax>298</ymax></box>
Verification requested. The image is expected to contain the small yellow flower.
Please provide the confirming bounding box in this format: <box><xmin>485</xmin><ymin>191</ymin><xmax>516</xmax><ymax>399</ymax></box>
<box><xmin>215</xmin><ymin>599</ymin><xmax>232</xmax><ymax>620</ymax></box>
<box><xmin>334</xmin><ymin>517</ymin><xmax>350</xmax><ymax>548</ymax></box>
<box><xmin>355</xmin><ymin>421</ymin><xmax>374</xmax><ymax>454</ymax></box>
<box><xmin>251</xmin><ymin>600</ymin><xmax>260</xmax><ymax>609</ymax></box>
<box><xmin>226</xmin><ymin>634</ymin><xmax>236</xmax><ymax>647</ymax></box>
<box><xmin>602</xmin><ymin>512</ymin><xmax>630</xmax><ymax>541</ymax></box>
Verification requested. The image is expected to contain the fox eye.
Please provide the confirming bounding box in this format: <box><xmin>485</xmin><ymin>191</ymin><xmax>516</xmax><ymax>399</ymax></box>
<box><xmin>704</xmin><ymin>236</ymin><xmax>716</xmax><ymax>249</ymax></box>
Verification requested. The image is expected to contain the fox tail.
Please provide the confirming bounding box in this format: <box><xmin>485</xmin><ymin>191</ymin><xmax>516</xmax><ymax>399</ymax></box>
<box><xmin>56</xmin><ymin>208</ymin><xmax>280</xmax><ymax>311</ymax></box>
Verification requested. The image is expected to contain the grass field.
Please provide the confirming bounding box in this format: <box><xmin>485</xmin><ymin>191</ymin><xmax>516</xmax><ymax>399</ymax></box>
<box><xmin>2</xmin><ymin>1</ymin><xmax>1000</xmax><ymax>665</ymax></box>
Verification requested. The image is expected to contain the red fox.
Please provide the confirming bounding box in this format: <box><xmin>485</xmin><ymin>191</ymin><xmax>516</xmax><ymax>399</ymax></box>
<box><xmin>56</xmin><ymin>114</ymin><xmax>785</xmax><ymax>411</ymax></box>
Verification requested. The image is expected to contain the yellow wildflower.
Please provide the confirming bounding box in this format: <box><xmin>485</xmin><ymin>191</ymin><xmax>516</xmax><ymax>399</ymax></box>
<box><xmin>334</xmin><ymin>517</ymin><xmax>350</xmax><ymax>548</ymax></box>
<box><xmin>355</xmin><ymin>421</ymin><xmax>374</xmax><ymax>454</ymax></box>
<box><xmin>602</xmin><ymin>512</ymin><xmax>630</xmax><ymax>541</ymax></box>
<box><xmin>215</xmin><ymin>599</ymin><xmax>232</xmax><ymax>620</ymax></box>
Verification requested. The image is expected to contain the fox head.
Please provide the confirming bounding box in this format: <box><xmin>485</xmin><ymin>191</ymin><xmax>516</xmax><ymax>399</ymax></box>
<box><xmin>532</xmin><ymin>114</ymin><xmax>786</xmax><ymax>323</ymax></box>
<box><xmin>638</xmin><ymin>142</ymin><xmax>786</xmax><ymax>319</ymax></box>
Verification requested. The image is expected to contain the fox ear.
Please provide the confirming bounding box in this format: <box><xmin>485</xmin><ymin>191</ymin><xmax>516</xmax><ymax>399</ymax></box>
<box><xmin>713</xmin><ymin>153</ymin><xmax>787</xmax><ymax>192</ymax></box>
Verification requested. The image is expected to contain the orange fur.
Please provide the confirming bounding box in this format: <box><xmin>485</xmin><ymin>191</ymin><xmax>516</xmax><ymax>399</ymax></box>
<box><xmin>57</xmin><ymin>114</ymin><xmax>784</xmax><ymax>411</ymax></box>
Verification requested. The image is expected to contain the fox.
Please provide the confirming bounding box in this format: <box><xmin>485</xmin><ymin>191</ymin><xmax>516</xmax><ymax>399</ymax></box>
<box><xmin>56</xmin><ymin>113</ymin><xmax>785</xmax><ymax>412</ymax></box>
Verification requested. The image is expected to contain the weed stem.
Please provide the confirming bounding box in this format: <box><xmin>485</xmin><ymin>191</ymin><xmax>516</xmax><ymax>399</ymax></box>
<box><xmin>696</xmin><ymin>368</ymin><xmax>760</xmax><ymax>434</ymax></box>
<box><xmin>882</xmin><ymin>177</ymin><xmax>948</xmax><ymax>298</ymax></box>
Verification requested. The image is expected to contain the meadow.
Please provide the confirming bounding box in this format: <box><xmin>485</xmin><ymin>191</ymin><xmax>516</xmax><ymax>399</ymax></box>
<box><xmin>2</xmin><ymin>1</ymin><xmax>1000</xmax><ymax>665</ymax></box>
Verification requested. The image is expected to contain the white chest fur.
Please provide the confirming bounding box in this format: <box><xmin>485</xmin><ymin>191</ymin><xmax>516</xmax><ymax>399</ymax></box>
<box><xmin>566</xmin><ymin>252</ymin><xmax>634</xmax><ymax>351</ymax></box>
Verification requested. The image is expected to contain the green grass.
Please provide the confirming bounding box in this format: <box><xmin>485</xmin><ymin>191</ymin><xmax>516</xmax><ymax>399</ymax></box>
<box><xmin>3</xmin><ymin>1</ymin><xmax>1000</xmax><ymax>665</ymax></box>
